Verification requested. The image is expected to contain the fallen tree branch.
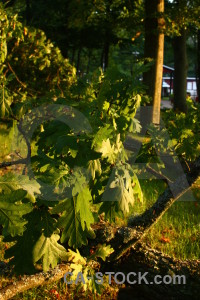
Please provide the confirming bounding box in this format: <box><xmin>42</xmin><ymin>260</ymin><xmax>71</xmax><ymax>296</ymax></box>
<box><xmin>1</xmin><ymin>241</ymin><xmax>199</xmax><ymax>300</ymax></box>
<box><xmin>0</xmin><ymin>264</ymin><xmax>70</xmax><ymax>300</ymax></box>
<box><xmin>117</xmin><ymin>242</ymin><xmax>200</xmax><ymax>300</ymax></box>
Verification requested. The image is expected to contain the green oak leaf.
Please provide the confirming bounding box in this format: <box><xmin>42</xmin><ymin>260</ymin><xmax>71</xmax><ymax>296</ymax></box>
<box><xmin>96</xmin><ymin>134</ymin><xmax>123</xmax><ymax>164</ymax></box>
<box><xmin>4</xmin><ymin>210</ymin><xmax>42</xmax><ymax>274</ymax></box>
<box><xmin>101</xmin><ymin>168</ymin><xmax>135</xmax><ymax>214</ymax></box>
<box><xmin>99</xmin><ymin>165</ymin><xmax>142</xmax><ymax>221</ymax></box>
<box><xmin>97</xmin><ymin>138</ymin><xmax>116</xmax><ymax>163</ymax></box>
<box><xmin>71</xmin><ymin>172</ymin><xmax>87</xmax><ymax>197</ymax></box>
<box><xmin>32</xmin><ymin>209</ymin><xmax>68</xmax><ymax>271</ymax></box>
<box><xmin>92</xmin><ymin>125</ymin><xmax>113</xmax><ymax>150</ymax></box>
<box><xmin>5</xmin><ymin>209</ymin><xmax>65</xmax><ymax>274</ymax></box>
<box><xmin>76</xmin><ymin>187</ymin><xmax>94</xmax><ymax>231</ymax></box>
<box><xmin>51</xmin><ymin>197</ymin><xmax>95</xmax><ymax>248</ymax></box>
<box><xmin>0</xmin><ymin>189</ymin><xmax>33</xmax><ymax>236</ymax></box>
<box><xmin>0</xmin><ymin>173</ymin><xmax>41</xmax><ymax>202</ymax></box>
<box><xmin>33</xmin><ymin>231</ymin><xmax>68</xmax><ymax>272</ymax></box>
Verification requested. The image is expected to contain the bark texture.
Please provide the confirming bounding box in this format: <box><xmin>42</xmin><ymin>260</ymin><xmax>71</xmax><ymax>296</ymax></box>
<box><xmin>0</xmin><ymin>264</ymin><xmax>70</xmax><ymax>300</ymax></box>
<box><xmin>117</xmin><ymin>243</ymin><xmax>200</xmax><ymax>300</ymax></box>
<box><xmin>143</xmin><ymin>0</ymin><xmax>165</xmax><ymax>125</ymax></box>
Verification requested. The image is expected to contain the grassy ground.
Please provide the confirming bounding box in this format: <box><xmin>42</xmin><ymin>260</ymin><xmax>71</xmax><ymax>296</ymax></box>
<box><xmin>135</xmin><ymin>179</ymin><xmax>200</xmax><ymax>260</ymax></box>
<box><xmin>7</xmin><ymin>281</ymin><xmax>119</xmax><ymax>300</ymax></box>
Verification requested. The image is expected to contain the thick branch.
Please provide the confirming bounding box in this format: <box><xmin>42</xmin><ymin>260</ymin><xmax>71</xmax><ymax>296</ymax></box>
<box><xmin>117</xmin><ymin>243</ymin><xmax>200</xmax><ymax>299</ymax></box>
<box><xmin>0</xmin><ymin>264</ymin><xmax>70</xmax><ymax>300</ymax></box>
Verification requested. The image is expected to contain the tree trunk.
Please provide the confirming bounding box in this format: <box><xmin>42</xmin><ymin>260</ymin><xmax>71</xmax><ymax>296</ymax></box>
<box><xmin>71</xmin><ymin>47</ymin><xmax>76</xmax><ymax>65</ymax></box>
<box><xmin>103</xmin><ymin>40</ymin><xmax>109</xmax><ymax>70</ymax></box>
<box><xmin>76</xmin><ymin>48</ymin><xmax>81</xmax><ymax>75</ymax></box>
<box><xmin>197</xmin><ymin>29</ymin><xmax>200</xmax><ymax>100</ymax></box>
<box><xmin>143</xmin><ymin>0</ymin><xmax>165</xmax><ymax>125</ymax></box>
<box><xmin>173</xmin><ymin>29</ymin><xmax>188</xmax><ymax>112</ymax></box>
<box><xmin>86</xmin><ymin>50</ymin><xmax>91</xmax><ymax>74</ymax></box>
<box><xmin>101</xmin><ymin>40</ymin><xmax>110</xmax><ymax>71</ymax></box>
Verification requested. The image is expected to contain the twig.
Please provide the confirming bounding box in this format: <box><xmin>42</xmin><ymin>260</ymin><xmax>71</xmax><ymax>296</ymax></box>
<box><xmin>0</xmin><ymin>158</ymin><xmax>27</xmax><ymax>168</ymax></box>
<box><xmin>57</xmin><ymin>68</ymin><xmax>64</xmax><ymax>97</ymax></box>
<box><xmin>7</xmin><ymin>62</ymin><xmax>27</xmax><ymax>89</ymax></box>
<box><xmin>6</xmin><ymin>63</ymin><xmax>36</xmax><ymax>97</ymax></box>
<box><xmin>146</xmin><ymin>165</ymin><xmax>173</xmax><ymax>182</ymax></box>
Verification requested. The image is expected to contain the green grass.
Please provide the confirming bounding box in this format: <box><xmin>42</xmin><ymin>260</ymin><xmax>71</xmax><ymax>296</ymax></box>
<box><xmin>10</xmin><ymin>281</ymin><xmax>119</xmax><ymax>300</ymax></box>
<box><xmin>129</xmin><ymin>179</ymin><xmax>200</xmax><ymax>260</ymax></box>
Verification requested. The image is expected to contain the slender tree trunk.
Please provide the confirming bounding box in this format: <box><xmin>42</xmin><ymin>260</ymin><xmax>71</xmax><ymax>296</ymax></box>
<box><xmin>101</xmin><ymin>40</ymin><xmax>110</xmax><ymax>71</ymax></box>
<box><xmin>86</xmin><ymin>50</ymin><xmax>91</xmax><ymax>74</ymax></box>
<box><xmin>76</xmin><ymin>48</ymin><xmax>81</xmax><ymax>75</ymax></box>
<box><xmin>71</xmin><ymin>47</ymin><xmax>76</xmax><ymax>65</ymax></box>
<box><xmin>197</xmin><ymin>29</ymin><xmax>200</xmax><ymax>100</ymax></box>
<box><xmin>143</xmin><ymin>0</ymin><xmax>165</xmax><ymax>125</ymax></box>
<box><xmin>173</xmin><ymin>29</ymin><xmax>188</xmax><ymax>112</ymax></box>
<box><xmin>103</xmin><ymin>40</ymin><xmax>109</xmax><ymax>70</ymax></box>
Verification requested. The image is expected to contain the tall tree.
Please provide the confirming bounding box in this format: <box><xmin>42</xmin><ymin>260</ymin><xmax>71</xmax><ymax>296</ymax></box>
<box><xmin>197</xmin><ymin>29</ymin><xmax>200</xmax><ymax>100</ymax></box>
<box><xmin>143</xmin><ymin>0</ymin><xmax>165</xmax><ymax>125</ymax></box>
<box><xmin>165</xmin><ymin>0</ymin><xmax>200</xmax><ymax>112</ymax></box>
<box><xmin>172</xmin><ymin>0</ymin><xmax>188</xmax><ymax>112</ymax></box>
<box><xmin>173</xmin><ymin>28</ymin><xmax>188</xmax><ymax>112</ymax></box>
